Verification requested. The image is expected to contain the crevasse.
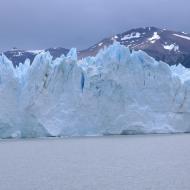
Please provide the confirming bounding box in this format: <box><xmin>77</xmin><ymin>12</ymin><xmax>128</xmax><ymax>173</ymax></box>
<box><xmin>0</xmin><ymin>42</ymin><xmax>190</xmax><ymax>138</ymax></box>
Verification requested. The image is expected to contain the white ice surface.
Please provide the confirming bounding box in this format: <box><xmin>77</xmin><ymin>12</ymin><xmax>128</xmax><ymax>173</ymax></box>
<box><xmin>0</xmin><ymin>43</ymin><xmax>190</xmax><ymax>138</ymax></box>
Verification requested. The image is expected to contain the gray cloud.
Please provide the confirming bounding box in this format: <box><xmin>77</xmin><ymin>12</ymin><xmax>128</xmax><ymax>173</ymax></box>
<box><xmin>0</xmin><ymin>0</ymin><xmax>189</xmax><ymax>51</ymax></box>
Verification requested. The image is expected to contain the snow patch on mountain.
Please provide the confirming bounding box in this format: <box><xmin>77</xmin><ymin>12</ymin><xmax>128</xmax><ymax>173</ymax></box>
<box><xmin>148</xmin><ymin>32</ymin><xmax>160</xmax><ymax>43</ymax></box>
<box><xmin>0</xmin><ymin>42</ymin><xmax>190</xmax><ymax>138</ymax></box>
<box><xmin>163</xmin><ymin>44</ymin><xmax>179</xmax><ymax>52</ymax></box>
<box><xmin>13</xmin><ymin>52</ymin><xmax>23</xmax><ymax>57</ymax></box>
<box><xmin>27</xmin><ymin>50</ymin><xmax>44</xmax><ymax>54</ymax></box>
<box><xmin>121</xmin><ymin>32</ymin><xmax>141</xmax><ymax>41</ymax></box>
<box><xmin>173</xmin><ymin>34</ymin><xmax>190</xmax><ymax>40</ymax></box>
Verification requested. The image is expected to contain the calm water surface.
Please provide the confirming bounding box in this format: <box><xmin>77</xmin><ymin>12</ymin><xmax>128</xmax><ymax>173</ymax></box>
<box><xmin>0</xmin><ymin>134</ymin><xmax>190</xmax><ymax>190</ymax></box>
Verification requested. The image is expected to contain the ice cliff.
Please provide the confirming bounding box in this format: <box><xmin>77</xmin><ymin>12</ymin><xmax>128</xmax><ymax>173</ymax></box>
<box><xmin>0</xmin><ymin>43</ymin><xmax>190</xmax><ymax>138</ymax></box>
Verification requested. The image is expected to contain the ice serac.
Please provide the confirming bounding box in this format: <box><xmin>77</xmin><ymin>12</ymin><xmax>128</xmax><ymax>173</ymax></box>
<box><xmin>0</xmin><ymin>42</ymin><xmax>190</xmax><ymax>138</ymax></box>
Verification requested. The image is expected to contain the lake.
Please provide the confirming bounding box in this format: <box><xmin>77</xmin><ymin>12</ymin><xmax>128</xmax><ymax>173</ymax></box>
<box><xmin>0</xmin><ymin>134</ymin><xmax>190</xmax><ymax>190</ymax></box>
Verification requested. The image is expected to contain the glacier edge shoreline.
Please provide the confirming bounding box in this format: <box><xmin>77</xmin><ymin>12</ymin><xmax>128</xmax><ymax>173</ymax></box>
<box><xmin>0</xmin><ymin>43</ymin><xmax>190</xmax><ymax>138</ymax></box>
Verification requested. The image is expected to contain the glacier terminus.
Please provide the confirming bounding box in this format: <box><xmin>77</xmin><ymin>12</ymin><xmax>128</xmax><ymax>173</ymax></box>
<box><xmin>0</xmin><ymin>42</ymin><xmax>190</xmax><ymax>138</ymax></box>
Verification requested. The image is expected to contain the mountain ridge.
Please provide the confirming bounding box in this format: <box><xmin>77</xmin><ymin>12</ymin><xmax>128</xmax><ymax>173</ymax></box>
<box><xmin>2</xmin><ymin>27</ymin><xmax>190</xmax><ymax>67</ymax></box>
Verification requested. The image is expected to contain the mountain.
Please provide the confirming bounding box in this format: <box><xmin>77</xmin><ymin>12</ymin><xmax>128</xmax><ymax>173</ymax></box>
<box><xmin>0</xmin><ymin>43</ymin><xmax>190</xmax><ymax>138</ymax></box>
<box><xmin>2</xmin><ymin>27</ymin><xmax>190</xmax><ymax>67</ymax></box>
<box><xmin>3</xmin><ymin>47</ymin><xmax>70</xmax><ymax>66</ymax></box>
<box><xmin>80</xmin><ymin>27</ymin><xmax>190</xmax><ymax>67</ymax></box>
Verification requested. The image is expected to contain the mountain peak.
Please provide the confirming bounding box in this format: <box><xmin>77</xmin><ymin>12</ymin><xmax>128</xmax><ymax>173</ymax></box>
<box><xmin>80</xmin><ymin>27</ymin><xmax>190</xmax><ymax>67</ymax></box>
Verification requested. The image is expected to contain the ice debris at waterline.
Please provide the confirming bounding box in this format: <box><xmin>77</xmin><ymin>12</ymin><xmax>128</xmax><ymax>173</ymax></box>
<box><xmin>0</xmin><ymin>42</ymin><xmax>190</xmax><ymax>138</ymax></box>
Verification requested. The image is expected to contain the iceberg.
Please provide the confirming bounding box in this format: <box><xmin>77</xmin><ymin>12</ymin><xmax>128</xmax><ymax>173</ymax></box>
<box><xmin>0</xmin><ymin>42</ymin><xmax>190</xmax><ymax>138</ymax></box>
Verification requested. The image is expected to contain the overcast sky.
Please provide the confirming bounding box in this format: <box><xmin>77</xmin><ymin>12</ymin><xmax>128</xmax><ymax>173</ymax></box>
<box><xmin>0</xmin><ymin>0</ymin><xmax>189</xmax><ymax>51</ymax></box>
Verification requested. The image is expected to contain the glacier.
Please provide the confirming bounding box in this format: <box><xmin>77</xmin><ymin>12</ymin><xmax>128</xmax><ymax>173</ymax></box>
<box><xmin>0</xmin><ymin>42</ymin><xmax>190</xmax><ymax>138</ymax></box>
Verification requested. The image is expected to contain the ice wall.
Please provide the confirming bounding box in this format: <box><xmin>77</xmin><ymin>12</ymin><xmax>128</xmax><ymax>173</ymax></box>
<box><xmin>0</xmin><ymin>43</ymin><xmax>190</xmax><ymax>138</ymax></box>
